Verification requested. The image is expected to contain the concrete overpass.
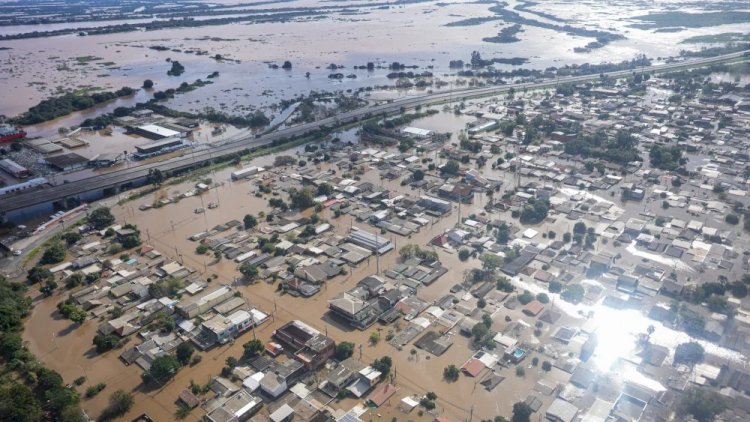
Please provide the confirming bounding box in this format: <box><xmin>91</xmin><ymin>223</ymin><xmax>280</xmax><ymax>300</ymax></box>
<box><xmin>1</xmin><ymin>50</ymin><xmax>747</xmax><ymax>221</ymax></box>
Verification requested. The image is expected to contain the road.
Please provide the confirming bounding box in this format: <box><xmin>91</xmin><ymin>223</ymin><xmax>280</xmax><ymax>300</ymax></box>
<box><xmin>0</xmin><ymin>50</ymin><xmax>747</xmax><ymax>216</ymax></box>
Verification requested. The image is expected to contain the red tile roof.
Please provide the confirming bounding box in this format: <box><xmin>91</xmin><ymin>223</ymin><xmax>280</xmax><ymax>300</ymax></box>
<box><xmin>461</xmin><ymin>358</ymin><xmax>484</xmax><ymax>377</ymax></box>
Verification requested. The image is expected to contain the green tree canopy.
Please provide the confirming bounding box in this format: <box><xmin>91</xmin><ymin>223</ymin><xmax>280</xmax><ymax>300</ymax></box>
<box><xmin>243</xmin><ymin>339</ymin><xmax>264</xmax><ymax>358</ymax></box>
<box><xmin>40</xmin><ymin>241</ymin><xmax>66</xmax><ymax>264</ymax></box>
<box><xmin>88</xmin><ymin>207</ymin><xmax>115</xmax><ymax>230</ymax></box>
<box><xmin>677</xmin><ymin>387</ymin><xmax>726</xmax><ymax>422</ymax></box>
<box><xmin>511</xmin><ymin>402</ymin><xmax>532</xmax><ymax>422</ymax></box>
<box><xmin>336</xmin><ymin>342</ymin><xmax>355</xmax><ymax>360</ymax></box>
<box><xmin>144</xmin><ymin>355</ymin><xmax>181</xmax><ymax>385</ymax></box>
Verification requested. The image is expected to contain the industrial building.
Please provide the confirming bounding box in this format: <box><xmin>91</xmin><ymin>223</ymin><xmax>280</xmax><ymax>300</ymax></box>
<box><xmin>44</xmin><ymin>153</ymin><xmax>89</xmax><ymax>171</ymax></box>
<box><xmin>133</xmin><ymin>137</ymin><xmax>186</xmax><ymax>160</ymax></box>
<box><xmin>128</xmin><ymin>124</ymin><xmax>182</xmax><ymax>140</ymax></box>
<box><xmin>231</xmin><ymin>166</ymin><xmax>265</xmax><ymax>181</ymax></box>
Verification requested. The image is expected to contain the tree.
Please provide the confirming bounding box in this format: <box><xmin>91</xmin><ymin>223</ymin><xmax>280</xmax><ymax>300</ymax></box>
<box><xmin>336</xmin><ymin>342</ymin><xmax>355</xmax><ymax>360</ymax></box>
<box><xmin>93</xmin><ymin>333</ymin><xmax>119</xmax><ymax>353</ymax></box>
<box><xmin>458</xmin><ymin>248</ymin><xmax>471</xmax><ymax>261</ymax></box>
<box><xmin>677</xmin><ymin>387</ymin><xmax>726</xmax><ymax>422</ymax></box>
<box><xmin>0</xmin><ymin>332</ymin><xmax>23</xmax><ymax>360</ymax></box>
<box><xmin>481</xmin><ymin>313</ymin><xmax>493</xmax><ymax>329</ymax></box>
<box><xmin>480</xmin><ymin>253</ymin><xmax>503</xmax><ymax>272</ymax></box>
<box><xmin>144</xmin><ymin>355</ymin><xmax>181</xmax><ymax>385</ymax></box>
<box><xmin>477</xmin><ymin>298</ymin><xmax>487</xmax><ymax>308</ymax></box>
<box><xmin>517</xmin><ymin>291</ymin><xmax>534</xmax><ymax>305</ymax></box>
<box><xmin>0</xmin><ymin>276</ymin><xmax>32</xmax><ymax>333</ymax></box>
<box><xmin>706</xmin><ymin>295</ymin><xmax>731</xmax><ymax>315</ymax></box>
<box><xmin>45</xmin><ymin>386</ymin><xmax>79</xmax><ymax>414</ymax></box>
<box><xmin>143</xmin><ymin>79</ymin><xmax>154</xmax><ymax>89</ymax></box>
<box><xmin>511</xmin><ymin>402</ymin><xmax>532</xmax><ymax>422</ymax></box>
<box><xmin>88</xmin><ymin>207</ymin><xmax>115</xmax><ymax>230</ymax></box>
<box><xmin>121</xmin><ymin>234</ymin><xmax>141</xmax><ymax>249</ymax></box>
<box><xmin>573</xmin><ymin>222</ymin><xmax>587</xmax><ymax>235</ymax></box>
<box><xmin>496</xmin><ymin>223</ymin><xmax>511</xmax><ymax>244</ymax></box>
<box><xmin>61</xmin><ymin>231</ymin><xmax>81</xmax><ymax>246</ymax></box>
<box><xmin>316</xmin><ymin>183</ymin><xmax>334</xmax><ymax>197</ymax></box>
<box><xmin>471</xmin><ymin>322</ymin><xmax>489</xmax><ymax>342</ymax></box>
<box><xmin>175</xmin><ymin>341</ymin><xmax>195</xmax><ymax>365</ymax></box>
<box><xmin>60</xmin><ymin>406</ymin><xmax>87</xmax><ymax>422</ymax></box>
<box><xmin>243</xmin><ymin>339</ymin><xmax>264</xmax><ymax>358</ymax></box>
<box><xmin>57</xmin><ymin>302</ymin><xmax>87</xmax><ymax>324</ymax></box>
<box><xmin>195</xmin><ymin>243</ymin><xmax>209</xmax><ymax>255</ymax></box>
<box><xmin>548</xmin><ymin>280</ymin><xmax>562</xmax><ymax>293</ymax></box>
<box><xmin>372</xmin><ymin>356</ymin><xmax>392</xmax><ymax>376</ymax></box>
<box><xmin>731</xmin><ymin>281</ymin><xmax>748</xmax><ymax>298</ymax></box>
<box><xmin>412</xmin><ymin>169</ymin><xmax>425</xmax><ymax>181</ymax></box>
<box><xmin>282</xmin><ymin>61</ymin><xmax>292</xmax><ymax>69</ymax></box>
<box><xmin>674</xmin><ymin>342</ymin><xmax>705</xmax><ymax>365</ymax></box>
<box><xmin>515</xmin><ymin>366</ymin><xmax>525</xmax><ymax>377</ymax></box>
<box><xmin>441</xmin><ymin>160</ymin><xmax>460</xmax><ymax>176</ymax></box>
<box><xmin>542</xmin><ymin>361</ymin><xmax>552</xmax><ymax>371</ymax></box>
<box><xmin>99</xmin><ymin>390</ymin><xmax>134</xmax><ymax>422</ymax></box>
<box><xmin>725</xmin><ymin>214</ymin><xmax>739</xmax><ymax>225</ymax></box>
<box><xmin>0</xmin><ymin>384</ymin><xmax>42</xmax><ymax>422</ymax></box>
<box><xmin>243</xmin><ymin>214</ymin><xmax>258</xmax><ymax>229</ymax></box>
<box><xmin>40</xmin><ymin>241</ymin><xmax>66</xmax><ymax>264</ymax></box>
<box><xmin>519</xmin><ymin>199</ymin><xmax>549</xmax><ymax>224</ymax></box>
<box><xmin>146</xmin><ymin>169</ymin><xmax>164</xmax><ymax>186</ymax></box>
<box><xmin>289</xmin><ymin>187</ymin><xmax>315</xmax><ymax>210</ymax></box>
<box><xmin>40</xmin><ymin>279</ymin><xmax>58</xmax><ymax>298</ymax></box>
<box><xmin>561</xmin><ymin>284</ymin><xmax>585</xmax><ymax>304</ymax></box>
<box><xmin>443</xmin><ymin>365</ymin><xmax>460</xmax><ymax>382</ymax></box>
<box><xmin>497</xmin><ymin>277</ymin><xmax>514</xmax><ymax>292</ymax></box>
<box><xmin>27</xmin><ymin>266</ymin><xmax>53</xmax><ymax>284</ymax></box>
<box><xmin>536</xmin><ymin>293</ymin><xmax>549</xmax><ymax>304</ymax></box>
<box><xmin>649</xmin><ymin>145</ymin><xmax>683</xmax><ymax>171</ymax></box>
<box><xmin>239</xmin><ymin>262</ymin><xmax>259</xmax><ymax>280</ymax></box>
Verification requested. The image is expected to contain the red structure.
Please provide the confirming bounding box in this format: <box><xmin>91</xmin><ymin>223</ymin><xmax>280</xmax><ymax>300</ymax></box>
<box><xmin>0</xmin><ymin>124</ymin><xmax>26</xmax><ymax>143</ymax></box>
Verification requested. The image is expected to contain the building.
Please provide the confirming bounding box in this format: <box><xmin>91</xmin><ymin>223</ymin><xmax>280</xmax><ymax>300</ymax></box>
<box><xmin>0</xmin><ymin>159</ymin><xmax>29</xmax><ymax>179</ymax></box>
<box><xmin>438</xmin><ymin>183</ymin><xmax>474</xmax><ymax>204</ymax></box>
<box><xmin>205</xmin><ymin>389</ymin><xmax>262</xmax><ymax>422</ymax></box>
<box><xmin>346</xmin><ymin>228</ymin><xmax>393</xmax><ymax>255</ymax></box>
<box><xmin>417</xmin><ymin>195</ymin><xmax>452</xmax><ymax>215</ymax></box>
<box><xmin>273</xmin><ymin>320</ymin><xmax>335</xmax><ymax>369</ymax></box>
<box><xmin>231</xmin><ymin>166</ymin><xmax>264</xmax><ymax>181</ymax></box>
<box><xmin>401</xmin><ymin>127</ymin><xmax>433</xmax><ymax>138</ymax></box>
<box><xmin>89</xmin><ymin>153</ymin><xmax>123</xmax><ymax>168</ymax></box>
<box><xmin>176</xmin><ymin>286</ymin><xmax>234</xmax><ymax>318</ymax></box>
<box><xmin>129</xmin><ymin>124</ymin><xmax>182</xmax><ymax>140</ymax></box>
<box><xmin>45</xmin><ymin>153</ymin><xmax>89</xmax><ymax>171</ymax></box>
<box><xmin>328</xmin><ymin>292</ymin><xmax>379</xmax><ymax>329</ymax></box>
<box><xmin>133</xmin><ymin>137</ymin><xmax>186</xmax><ymax>160</ymax></box>
<box><xmin>201</xmin><ymin>309</ymin><xmax>267</xmax><ymax>344</ymax></box>
<box><xmin>546</xmin><ymin>398</ymin><xmax>578</xmax><ymax>422</ymax></box>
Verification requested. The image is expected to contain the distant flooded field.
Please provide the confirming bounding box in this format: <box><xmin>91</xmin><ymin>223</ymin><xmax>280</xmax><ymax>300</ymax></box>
<box><xmin>1</xmin><ymin>0</ymin><xmax>748</xmax><ymax>126</ymax></box>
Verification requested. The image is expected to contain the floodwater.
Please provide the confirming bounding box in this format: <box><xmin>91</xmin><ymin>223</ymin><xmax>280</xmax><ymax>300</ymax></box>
<box><xmin>2</xmin><ymin>0</ymin><xmax>747</xmax><ymax>127</ymax></box>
